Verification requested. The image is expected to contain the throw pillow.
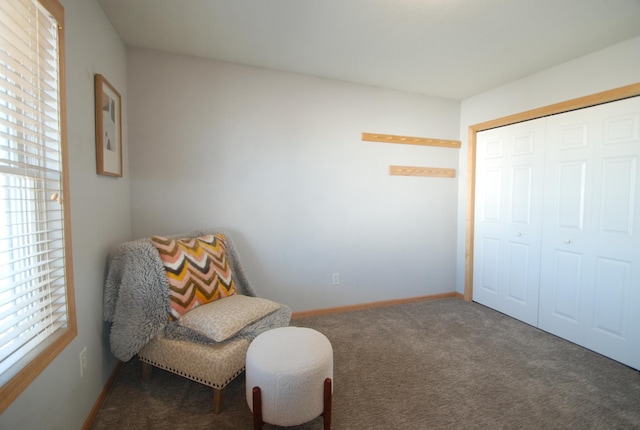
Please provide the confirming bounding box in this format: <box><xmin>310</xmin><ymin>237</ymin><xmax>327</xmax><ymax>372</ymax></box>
<box><xmin>177</xmin><ymin>294</ymin><xmax>281</xmax><ymax>342</ymax></box>
<box><xmin>151</xmin><ymin>234</ymin><xmax>237</xmax><ymax>320</ymax></box>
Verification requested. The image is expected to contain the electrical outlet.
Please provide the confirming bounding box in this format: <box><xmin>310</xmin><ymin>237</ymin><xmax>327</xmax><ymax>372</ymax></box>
<box><xmin>80</xmin><ymin>347</ymin><xmax>87</xmax><ymax>378</ymax></box>
<box><xmin>332</xmin><ymin>273</ymin><xmax>340</xmax><ymax>286</ymax></box>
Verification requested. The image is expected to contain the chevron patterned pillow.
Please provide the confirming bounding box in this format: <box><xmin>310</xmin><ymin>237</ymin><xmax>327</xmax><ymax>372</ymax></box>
<box><xmin>151</xmin><ymin>234</ymin><xmax>238</xmax><ymax>320</ymax></box>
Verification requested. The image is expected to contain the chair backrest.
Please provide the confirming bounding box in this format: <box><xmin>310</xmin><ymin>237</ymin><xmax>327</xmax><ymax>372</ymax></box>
<box><xmin>103</xmin><ymin>228</ymin><xmax>259</xmax><ymax>361</ymax></box>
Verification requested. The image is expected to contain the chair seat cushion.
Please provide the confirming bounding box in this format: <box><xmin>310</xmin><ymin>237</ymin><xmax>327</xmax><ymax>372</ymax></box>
<box><xmin>138</xmin><ymin>332</ymin><xmax>251</xmax><ymax>389</ymax></box>
<box><xmin>177</xmin><ymin>294</ymin><xmax>281</xmax><ymax>342</ymax></box>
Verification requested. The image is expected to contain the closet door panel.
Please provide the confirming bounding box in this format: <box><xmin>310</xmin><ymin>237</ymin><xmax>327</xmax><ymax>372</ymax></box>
<box><xmin>592</xmin><ymin>257</ymin><xmax>629</xmax><ymax>337</ymax></box>
<box><xmin>474</xmin><ymin>135</ymin><xmax>505</xmax><ymax>312</ymax></box>
<box><xmin>511</xmin><ymin>166</ymin><xmax>534</xmax><ymax>223</ymax></box>
<box><xmin>483</xmin><ymin>167</ymin><xmax>503</xmax><ymax>222</ymax></box>
<box><xmin>505</xmin><ymin>242</ymin><xmax>532</xmax><ymax>304</ymax></box>
<box><xmin>557</xmin><ymin>161</ymin><xmax>587</xmax><ymax>229</ymax></box>
<box><xmin>474</xmin><ymin>119</ymin><xmax>545</xmax><ymax>326</ymax></box>
<box><xmin>477</xmin><ymin>237</ymin><xmax>500</xmax><ymax>296</ymax></box>
<box><xmin>584</xmin><ymin>99</ymin><xmax>640</xmax><ymax>369</ymax></box>
<box><xmin>600</xmin><ymin>158</ymin><xmax>636</xmax><ymax>234</ymax></box>
<box><xmin>540</xmin><ymin>96</ymin><xmax>640</xmax><ymax>369</ymax></box>
<box><xmin>541</xmin><ymin>249</ymin><xmax>584</xmax><ymax>340</ymax></box>
<box><xmin>539</xmin><ymin>109</ymin><xmax>593</xmax><ymax>343</ymax></box>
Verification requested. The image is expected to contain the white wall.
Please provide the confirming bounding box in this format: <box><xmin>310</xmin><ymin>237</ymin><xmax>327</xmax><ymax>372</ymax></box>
<box><xmin>455</xmin><ymin>36</ymin><xmax>640</xmax><ymax>294</ymax></box>
<box><xmin>127</xmin><ymin>48</ymin><xmax>461</xmax><ymax>311</ymax></box>
<box><xmin>0</xmin><ymin>0</ymin><xmax>131</xmax><ymax>428</ymax></box>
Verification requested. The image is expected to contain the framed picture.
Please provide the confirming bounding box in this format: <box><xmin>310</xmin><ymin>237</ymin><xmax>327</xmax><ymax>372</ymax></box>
<box><xmin>95</xmin><ymin>74</ymin><xmax>122</xmax><ymax>177</ymax></box>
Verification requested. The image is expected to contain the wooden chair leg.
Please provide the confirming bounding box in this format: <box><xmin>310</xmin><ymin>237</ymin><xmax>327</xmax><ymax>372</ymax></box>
<box><xmin>323</xmin><ymin>378</ymin><xmax>332</xmax><ymax>430</ymax></box>
<box><xmin>252</xmin><ymin>387</ymin><xmax>263</xmax><ymax>430</ymax></box>
<box><xmin>141</xmin><ymin>362</ymin><xmax>152</xmax><ymax>382</ymax></box>
<box><xmin>213</xmin><ymin>388</ymin><xmax>224</xmax><ymax>414</ymax></box>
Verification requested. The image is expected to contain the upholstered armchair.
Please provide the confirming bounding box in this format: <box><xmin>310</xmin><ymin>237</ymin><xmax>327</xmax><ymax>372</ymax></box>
<box><xmin>103</xmin><ymin>229</ymin><xmax>291</xmax><ymax>413</ymax></box>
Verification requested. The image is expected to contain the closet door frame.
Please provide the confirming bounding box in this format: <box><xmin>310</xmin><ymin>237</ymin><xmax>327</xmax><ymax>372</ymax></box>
<box><xmin>465</xmin><ymin>82</ymin><xmax>640</xmax><ymax>301</ymax></box>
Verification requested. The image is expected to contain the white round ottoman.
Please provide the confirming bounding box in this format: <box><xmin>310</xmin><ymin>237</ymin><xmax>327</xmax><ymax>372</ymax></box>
<box><xmin>246</xmin><ymin>326</ymin><xmax>333</xmax><ymax>429</ymax></box>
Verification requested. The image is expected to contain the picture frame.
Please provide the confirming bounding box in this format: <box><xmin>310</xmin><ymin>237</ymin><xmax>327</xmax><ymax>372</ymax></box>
<box><xmin>95</xmin><ymin>74</ymin><xmax>122</xmax><ymax>177</ymax></box>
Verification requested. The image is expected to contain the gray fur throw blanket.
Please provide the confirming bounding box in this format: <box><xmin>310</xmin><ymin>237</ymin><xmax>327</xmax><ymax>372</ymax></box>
<box><xmin>103</xmin><ymin>229</ymin><xmax>291</xmax><ymax>361</ymax></box>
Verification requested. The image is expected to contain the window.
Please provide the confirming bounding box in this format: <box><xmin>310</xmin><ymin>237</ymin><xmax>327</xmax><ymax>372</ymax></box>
<box><xmin>0</xmin><ymin>0</ymin><xmax>75</xmax><ymax>412</ymax></box>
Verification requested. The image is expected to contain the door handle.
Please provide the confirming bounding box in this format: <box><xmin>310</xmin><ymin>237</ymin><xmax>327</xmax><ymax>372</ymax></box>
<box><xmin>565</xmin><ymin>239</ymin><xmax>571</xmax><ymax>244</ymax></box>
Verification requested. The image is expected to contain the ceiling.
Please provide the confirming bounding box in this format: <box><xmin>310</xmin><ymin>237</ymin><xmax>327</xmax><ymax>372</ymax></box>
<box><xmin>97</xmin><ymin>0</ymin><xmax>640</xmax><ymax>100</ymax></box>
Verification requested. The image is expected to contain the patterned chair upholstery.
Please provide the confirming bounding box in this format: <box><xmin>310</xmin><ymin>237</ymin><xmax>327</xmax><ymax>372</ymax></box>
<box><xmin>139</xmin><ymin>334</ymin><xmax>251</xmax><ymax>412</ymax></box>
<box><xmin>104</xmin><ymin>229</ymin><xmax>291</xmax><ymax>413</ymax></box>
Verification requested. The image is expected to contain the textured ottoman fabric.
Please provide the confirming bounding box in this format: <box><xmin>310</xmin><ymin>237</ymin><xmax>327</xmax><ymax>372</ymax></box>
<box><xmin>246</xmin><ymin>327</ymin><xmax>333</xmax><ymax>426</ymax></box>
<box><xmin>139</xmin><ymin>332</ymin><xmax>250</xmax><ymax>389</ymax></box>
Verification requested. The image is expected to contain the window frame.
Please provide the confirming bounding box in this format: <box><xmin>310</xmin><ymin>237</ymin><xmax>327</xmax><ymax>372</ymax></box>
<box><xmin>0</xmin><ymin>0</ymin><xmax>76</xmax><ymax>413</ymax></box>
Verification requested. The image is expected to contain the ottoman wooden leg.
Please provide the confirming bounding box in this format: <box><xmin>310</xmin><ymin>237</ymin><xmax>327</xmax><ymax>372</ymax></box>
<box><xmin>252</xmin><ymin>387</ymin><xmax>263</xmax><ymax>430</ymax></box>
<box><xmin>323</xmin><ymin>378</ymin><xmax>332</xmax><ymax>430</ymax></box>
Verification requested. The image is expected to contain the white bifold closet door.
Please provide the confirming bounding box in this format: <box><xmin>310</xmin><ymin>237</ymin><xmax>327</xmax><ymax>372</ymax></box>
<box><xmin>539</xmin><ymin>97</ymin><xmax>640</xmax><ymax>369</ymax></box>
<box><xmin>473</xmin><ymin>119</ymin><xmax>546</xmax><ymax>327</ymax></box>
<box><xmin>474</xmin><ymin>96</ymin><xmax>640</xmax><ymax>370</ymax></box>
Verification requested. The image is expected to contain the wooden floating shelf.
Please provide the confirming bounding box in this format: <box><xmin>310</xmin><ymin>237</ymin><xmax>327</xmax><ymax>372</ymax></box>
<box><xmin>362</xmin><ymin>132</ymin><xmax>461</xmax><ymax>149</ymax></box>
<box><xmin>389</xmin><ymin>165</ymin><xmax>456</xmax><ymax>178</ymax></box>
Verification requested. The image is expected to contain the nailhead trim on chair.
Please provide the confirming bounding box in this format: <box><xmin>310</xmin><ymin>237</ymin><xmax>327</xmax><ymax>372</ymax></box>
<box><xmin>139</xmin><ymin>356</ymin><xmax>246</xmax><ymax>389</ymax></box>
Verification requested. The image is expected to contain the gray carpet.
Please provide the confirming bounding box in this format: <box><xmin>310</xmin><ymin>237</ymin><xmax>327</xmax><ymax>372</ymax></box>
<box><xmin>92</xmin><ymin>298</ymin><xmax>640</xmax><ymax>429</ymax></box>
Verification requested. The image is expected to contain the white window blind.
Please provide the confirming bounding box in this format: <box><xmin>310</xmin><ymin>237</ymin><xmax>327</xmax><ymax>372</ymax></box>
<box><xmin>0</xmin><ymin>0</ymin><xmax>72</xmax><ymax>381</ymax></box>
